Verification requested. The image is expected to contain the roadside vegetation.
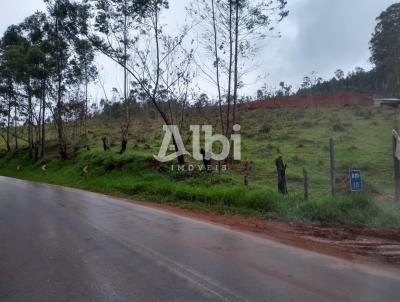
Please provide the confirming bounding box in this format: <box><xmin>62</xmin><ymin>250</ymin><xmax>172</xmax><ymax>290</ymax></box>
<box><xmin>1</xmin><ymin>106</ymin><xmax>400</xmax><ymax>228</ymax></box>
<box><xmin>1</xmin><ymin>1</ymin><xmax>400</xmax><ymax>229</ymax></box>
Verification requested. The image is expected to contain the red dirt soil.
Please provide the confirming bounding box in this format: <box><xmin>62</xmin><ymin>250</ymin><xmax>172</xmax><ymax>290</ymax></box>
<box><xmin>118</xmin><ymin>198</ymin><xmax>400</xmax><ymax>265</ymax></box>
<box><xmin>241</xmin><ymin>91</ymin><xmax>374</xmax><ymax>110</ymax></box>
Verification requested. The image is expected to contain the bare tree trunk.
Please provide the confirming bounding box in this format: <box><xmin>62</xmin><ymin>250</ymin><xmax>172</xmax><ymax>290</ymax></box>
<box><xmin>41</xmin><ymin>81</ymin><xmax>46</xmax><ymax>157</ymax></box>
<box><xmin>56</xmin><ymin>72</ymin><xmax>67</xmax><ymax>158</ymax></box>
<box><xmin>120</xmin><ymin>0</ymin><xmax>130</xmax><ymax>155</ymax></box>
<box><xmin>84</xmin><ymin>61</ymin><xmax>89</xmax><ymax>149</ymax></box>
<box><xmin>34</xmin><ymin>123</ymin><xmax>40</xmax><ymax>160</ymax></box>
<box><xmin>27</xmin><ymin>80</ymin><xmax>33</xmax><ymax>159</ymax></box>
<box><xmin>6</xmin><ymin>97</ymin><xmax>11</xmax><ymax>152</ymax></box>
<box><xmin>14</xmin><ymin>105</ymin><xmax>18</xmax><ymax>150</ymax></box>
<box><xmin>232</xmin><ymin>0</ymin><xmax>240</xmax><ymax>128</ymax></box>
<box><xmin>153</xmin><ymin>99</ymin><xmax>185</xmax><ymax>165</ymax></box>
<box><xmin>36</xmin><ymin>87</ymin><xmax>42</xmax><ymax>160</ymax></box>
<box><xmin>120</xmin><ymin>125</ymin><xmax>129</xmax><ymax>154</ymax></box>
<box><xmin>211</xmin><ymin>0</ymin><xmax>224</xmax><ymax>134</ymax></box>
<box><xmin>151</xmin><ymin>1</ymin><xmax>184</xmax><ymax>165</ymax></box>
<box><xmin>56</xmin><ymin>91</ymin><xmax>67</xmax><ymax>159</ymax></box>
<box><xmin>226</xmin><ymin>0</ymin><xmax>234</xmax><ymax>137</ymax></box>
<box><xmin>56</xmin><ymin>12</ymin><xmax>67</xmax><ymax>159</ymax></box>
<box><xmin>102</xmin><ymin>136</ymin><xmax>110</xmax><ymax>151</ymax></box>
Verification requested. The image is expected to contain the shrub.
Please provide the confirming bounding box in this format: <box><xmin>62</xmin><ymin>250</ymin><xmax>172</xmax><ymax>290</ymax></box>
<box><xmin>259</xmin><ymin>124</ymin><xmax>272</xmax><ymax>135</ymax></box>
<box><xmin>332</xmin><ymin>123</ymin><xmax>346</xmax><ymax>132</ymax></box>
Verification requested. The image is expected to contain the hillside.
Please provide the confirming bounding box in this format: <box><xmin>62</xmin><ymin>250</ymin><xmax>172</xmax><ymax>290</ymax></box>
<box><xmin>1</xmin><ymin>105</ymin><xmax>400</xmax><ymax>228</ymax></box>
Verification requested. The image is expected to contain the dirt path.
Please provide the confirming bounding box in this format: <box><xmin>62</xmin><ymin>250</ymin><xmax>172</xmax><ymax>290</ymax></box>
<box><xmin>119</xmin><ymin>198</ymin><xmax>400</xmax><ymax>265</ymax></box>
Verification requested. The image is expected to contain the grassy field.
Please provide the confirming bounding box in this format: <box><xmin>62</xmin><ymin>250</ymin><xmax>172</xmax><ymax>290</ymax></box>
<box><xmin>1</xmin><ymin>106</ymin><xmax>400</xmax><ymax>227</ymax></box>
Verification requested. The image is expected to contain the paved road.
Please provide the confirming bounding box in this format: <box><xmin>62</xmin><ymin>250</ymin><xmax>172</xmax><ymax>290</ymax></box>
<box><xmin>0</xmin><ymin>176</ymin><xmax>400</xmax><ymax>302</ymax></box>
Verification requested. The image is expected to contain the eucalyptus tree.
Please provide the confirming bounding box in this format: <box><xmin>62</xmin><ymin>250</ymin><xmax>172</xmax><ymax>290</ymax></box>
<box><xmin>0</xmin><ymin>40</ymin><xmax>14</xmax><ymax>152</ymax></box>
<box><xmin>44</xmin><ymin>0</ymin><xmax>88</xmax><ymax>158</ymax></box>
<box><xmin>11</xmin><ymin>31</ymin><xmax>45</xmax><ymax>159</ymax></box>
<box><xmin>0</xmin><ymin>23</ymin><xmax>48</xmax><ymax>157</ymax></box>
<box><xmin>0</xmin><ymin>99</ymin><xmax>7</xmax><ymax>150</ymax></box>
<box><xmin>20</xmin><ymin>12</ymin><xmax>53</xmax><ymax>158</ymax></box>
<box><xmin>89</xmin><ymin>0</ymin><xmax>192</xmax><ymax>163</ymax></box>
<box><xmin>370</xmin><ymin>3</ymin><xmax>400</xmax><ymax>95</ymax></box>
<box><xmin>87</xmin><ymin>0</ymin><xmax>148</xmax><ymax>153</ymax></box>
<box><xmin>70</xmin><ymin>38</ymin><xmax>97</xmax><ymax>147</ymax></box>
<box><xmin>125</xmin><ymin>0</ymin><xmax>194</xmax><ymax>164</ymax></box>
<box><xmin>0</xmin><ymin>4</ymin><xmax>97</xmax><ymax>158</ymax></box>
<box><xmin>0</xmin><ymin>26</ymin><xmax>28</xmax><ymax>152</ymax></box>
<box><xmin>188</xmin><ymin>0</ymin><xmax>288</xmax><ymax>138</ymax></box>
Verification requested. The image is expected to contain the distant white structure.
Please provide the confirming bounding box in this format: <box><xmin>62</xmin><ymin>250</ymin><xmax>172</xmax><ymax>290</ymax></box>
<box><xmin>373</xmin><ymin>98</ymin><xmax>400</xmax><ymax>108</ymax></box>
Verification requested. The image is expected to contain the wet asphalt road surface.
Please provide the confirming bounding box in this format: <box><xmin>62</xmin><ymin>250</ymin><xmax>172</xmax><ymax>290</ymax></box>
<box><xmin>0</xmin><ymin>176</ymin><xmax>400</xmax><ymax>302</ymax></box>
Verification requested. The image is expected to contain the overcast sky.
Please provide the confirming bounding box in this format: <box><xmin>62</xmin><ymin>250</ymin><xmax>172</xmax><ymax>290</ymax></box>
<box><xmin>0</xmin><ymin>0</ymin><xmax>398</xmax><ymax>100</ymax></box>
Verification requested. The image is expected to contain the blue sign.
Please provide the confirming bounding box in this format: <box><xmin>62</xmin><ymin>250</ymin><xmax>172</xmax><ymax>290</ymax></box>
<box><xmin>349</xmin><ymin>170</ymin><xmax>363</xmax><ymax>192</ymax></box>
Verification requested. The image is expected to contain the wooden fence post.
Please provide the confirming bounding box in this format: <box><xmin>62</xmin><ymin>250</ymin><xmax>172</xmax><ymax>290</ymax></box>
<box><xmin>393</xmin><ymin>135</ymin><xmax>400</xmax><ymax>202</ymax></box>
<box><xmin>244</xmin><ymin>161</ymin><xmax>250</xmax><ymax>186</ymax></box>
<box><xmin>303</xmin><ymin>168</ymin><xmax>309</xmax><ymax>200</ymax></box>
<box><xmin>330</xmin><ymin>139</ymin><xmax>336</xmax><ymax>197</ymax></box>
<box><xmin>275</xmin><ymin>156</ymin><xmax>288</xmax><ymax>195</ymax></box>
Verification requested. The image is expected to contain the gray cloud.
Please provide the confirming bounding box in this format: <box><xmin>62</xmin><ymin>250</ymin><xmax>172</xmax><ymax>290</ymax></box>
<box><xmin>0</xmin><ymin>0</ymin><xmax>45</xmax><ymax>34</ymax></box>
<box><xmin>259</xmin><ymin>0</ymin><xmax>398</xmax><ymax>91</ymax></box>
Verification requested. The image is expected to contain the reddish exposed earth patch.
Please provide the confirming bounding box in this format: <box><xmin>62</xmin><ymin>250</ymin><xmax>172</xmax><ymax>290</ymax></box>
<box><xmin>369</xmin><ymin>170</ymin><xmax>383</xmax><ymax>177</ymax></box>
<box><xmin>118</xmin><ymin>197</ymin><xmax>400</xmax><ymax>265</ymax></box>
<box><xmin>241</xmin><ymin>91</ymin><xmax>374</xmax><ymax>110</ymax></box>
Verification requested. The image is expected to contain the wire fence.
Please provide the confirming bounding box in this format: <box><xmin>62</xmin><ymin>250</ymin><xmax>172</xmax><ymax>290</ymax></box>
<box><xmin>242</xmin><ymin>137</ymin><xmax>395</xmax><ymax>200</ymax></box>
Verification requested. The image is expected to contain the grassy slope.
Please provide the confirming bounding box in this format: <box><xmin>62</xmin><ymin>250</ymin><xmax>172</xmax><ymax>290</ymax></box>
<box><xmin>1</xmin><ymin>106</ymin><xmax>400</xmax><ymax>228</ymax></box>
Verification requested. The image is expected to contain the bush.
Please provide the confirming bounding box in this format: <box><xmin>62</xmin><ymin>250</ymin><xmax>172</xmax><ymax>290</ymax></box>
<box><xmin>297</xmin><ymin>194</ymin><xmax>379</xmax><ymax>226</ymax></box>
<box><xmin>332</xmin><ymin>123</ymin><xmax>346</xmax><ymax>132</ymax></box>
<box><xmin>259</xmin><ymin>124</ymin><xmax>272</xmax><ymax>135</ymax></box>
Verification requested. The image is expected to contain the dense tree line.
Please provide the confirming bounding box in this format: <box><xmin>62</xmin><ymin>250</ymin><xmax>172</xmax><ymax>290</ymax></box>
<box><xmin>296</xmin><ymin>68</ymin><xmax>379</xmax><ymax>96</ymax></box>
<box><xmin>0</xmin><ymin>0</ymin><xmax>96</xmax><ymax>159</ymax></box>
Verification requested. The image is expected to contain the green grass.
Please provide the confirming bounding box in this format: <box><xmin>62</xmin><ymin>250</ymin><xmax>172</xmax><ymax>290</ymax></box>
<box><xmin>1</xmin><ymin>106</ymin><xmax>400</xmax><ymax>227</ymax></box>
<box><xmin>2</xmin><ymin>106</ymin><xmax>395</xmax><ymax>196</ymax></box>
<box><xmin>1</xmin><ymin>146</ymin><xmax>400</xmax><ymax>228</ymax></box>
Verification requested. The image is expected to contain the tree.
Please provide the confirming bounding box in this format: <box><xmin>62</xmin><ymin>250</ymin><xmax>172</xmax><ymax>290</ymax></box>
<box><xmin>128</xmin><ymin>0</ymin><xmax>193</xmax><ymax>164</ymax></box>
<box><xmin>276</xmin><ymin>81</ymin><xmax>292</xmax><ymax>97</ymax></box>
<box><xmin>195</xmin><ymin>93</ymin><xmax>210</xmax><ymax>111</ymax></box>
<box><xmin>88</xmin><ymin>0</ymin><xmax>148</xmax><ymax>154</ymax></box>
<box><xmin>70</xmin><ymin>38</ymin><xmax>97</xmax><ymax>148</ymax></box>
<box><xmin>189</xmin><ymin>0</ymin><xmax>288</xmax><ymax>142</ymax></box>
<box><xmin>20</xmin><ymin>12</ymin><xmax>52</xmax><ymax>158</ymax></box>
<box><xmin>0</xmin><ymin>26</ymin><xmax>28</xmax><ymax>152</ymax></box>
<box><xmin>297</xmin><ymin>66</ymin><xmax>379</xmax><ymax>95</ymax></box>
<box><xmin>335</xmin><ymin>69</ymin><xmax>344</xmax><ymax>80</ymax></box>
<box><xmin>0</xmin><ymin>34</ymin><xmax>16</xmax><ymax>152</ymax></box>
<box><xmin>0</xmin><ymin>100</ymin><xmax>7</xmax><ymax>149</ymax></box>
<box><xmin>256</xmin><ymin>89</ymin><xmax>264</xmax><ymax>100</ymax></box>
<box><xmin>89</xmin><ymin>0</ymin><xmax>193</xmax><ymax>163</ymax></box>
<box><xmin>7</xmin><ymin>28</ymin><xmax>45</xmax><ymax>159</ymax></box>
<box><xmin>44</xmin><ymin>0</ymin><xmax>87</xmax><ymax>159</ymax></box>
<box><xmin>211</xmin><ymin>0</ymin><xmax>224</xmax><ymax>134</ymax></box>
<box><xmin>299</xmin><ymin>71</ymin><xmax>322</xmax><ymax>93</ymax></box>
<box><xmin>370</xmin><ymin>3</ymin><xmax>400</xmax><ymax>95</ymax></box>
